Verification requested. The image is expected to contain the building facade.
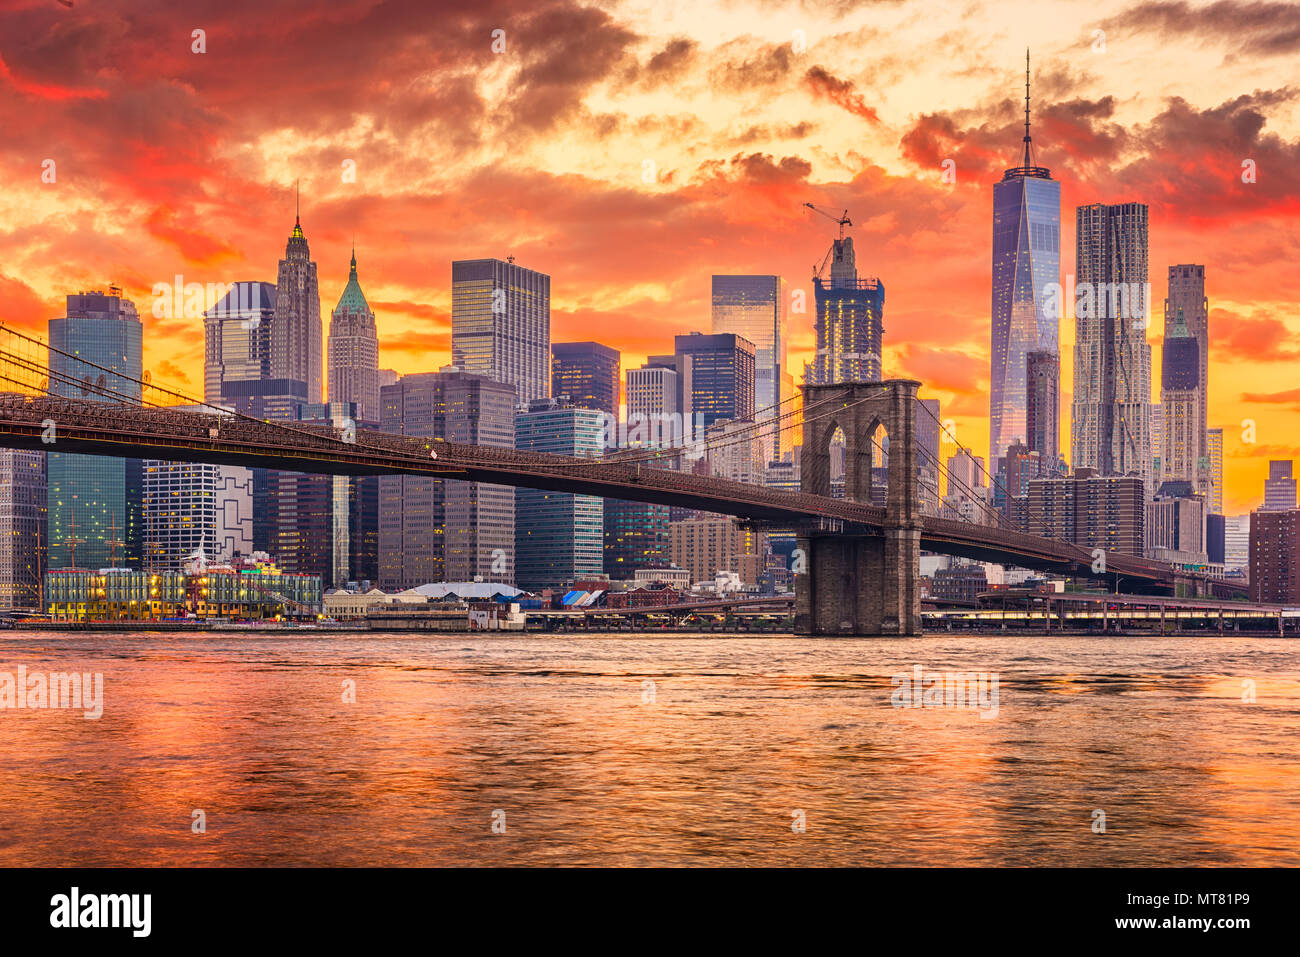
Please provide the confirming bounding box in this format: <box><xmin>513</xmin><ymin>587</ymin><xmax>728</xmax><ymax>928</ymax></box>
<box><xmin>272</xmin><ymin>214</ymin><xmax>323</xmax><ymax>403</ymax></box>
<box><xmin>1071</xmin><ymin>202</ymin><xmax>1153</xmax><ymax>491</ymax></box>
<box><xmin>1166</xmin><ymin>265</ymin><xmax>1209</xmax><ymax>497</ymax></box>
<box><xmin>451</xmin><ymin>258</ymin><xmax>550</xmax><ymax>407</ymax></box>
<box><xmin>551</xmin><ymin>341</ymin><xmax>619</xmax><ymax>417</ymax></box>
<box><xmin>47</xmin><ymin>290</ymin><xmax>144</xmax><ymax>570</ymax></box>
<box><xmin>327</xmin><ymin>248</ymin><xmax>380</xmax><ymax>426</ymax></box>
<box><xmin>990</xmin><ymin>64</ymin><xmax>1060</xmax><ymax>467</ymax></box>
<box><xmin>1160</xmin><ymin>308</ymin><xmax>1203</xmax><ymax>487</ymax></box>
<box><xmin>0</xmin><ymin>447</ymin><xmax>45</xmax><ymax>610</ymax></box>
<box><xmin>809</xmin><ymin>237</ymin><xmax>885</xmax><ymax>386</ymax></box>
<box><xmin>1027</xmin><ymin>468</ymin><xmax>1146</xmax><ymax>556</ymax></box>
<box><xmin>711</xmin><ymin>275</ymin><xmax>787</xmax><ymax>459</ymax></box>
<box><xmin>1025</xmin><ymin>350</ymin><xmax>1060</xmax><ymax>466</ymax></box>
<box><xmin>514</xmin><ymin>398</ymin><xmax>604</xmax><ymax>591</ymax></box>
<box><xmin>603</xmin><ymin>499</ymin><xmax>671</xmax><ymax>579</ymax></box>
<box><xmin>1249</xmin><ymin>509</ymin><xmax>1300</xmax><ymax>603</ymax></box>
<box><xmin>1263</xmin><ymin>460</ymin><xmax>1297</xmax><ymax>511</ymax></box>
<box><xmin>668</xmin><ymin>518</ymin><xmax>767</xmax><ymax>586</ymax></box>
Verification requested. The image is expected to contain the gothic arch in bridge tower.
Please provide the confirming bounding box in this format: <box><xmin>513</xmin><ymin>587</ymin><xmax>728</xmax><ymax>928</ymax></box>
<box><xmin>794</xmin><ymin>380</ymin><xmax>923</xmax><ymax>636</ymax></box>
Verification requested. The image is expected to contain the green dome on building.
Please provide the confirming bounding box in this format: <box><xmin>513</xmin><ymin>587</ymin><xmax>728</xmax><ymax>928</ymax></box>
<box><xmin>334</xmin><ymin>247</ymin><xmax>370</xmax><ymax>315</ymax></box>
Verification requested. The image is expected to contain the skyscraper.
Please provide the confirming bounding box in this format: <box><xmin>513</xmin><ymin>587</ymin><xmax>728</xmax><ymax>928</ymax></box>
<box><xmin>712</xmin><ymin>275</ymin><xmax>787</xmax><ymax>458</ymax></box>
<box><xmin>0</xmin><ymin>446</ymin><xmax>45</xmax><ymax>610</ymax></box>
<box><xmin>47</xmin><ymin>290</ymin><xmax>143</xmax><ymax>570</ymax></box>
<box><xmin>515</xmin><ymin>398</ymin><xmax>605</xmax><ymax>590</ymax></box>
<box><xmin>204</xmin><ymin>281</ymin><xmax>274</xmax><ymax>406</ymax></box>
<box><xmin>1167</xmin><ymin>265</ymin><xmax>1209</xmax><ymax>495</ymax></box>
<box><xmin>1160</xmin><ymin>308</ymin><xmax>1202</xmax><ymax>486</ymax></box>
<box><xmin>1263</xmin><ymin>460</ymin><xmax>1297</xmax><ymax>511</ymax></box>
<box><xmin>1025</xmin><ymin>351</ymin><xmax>1060</xmax><ymax>467</ymax></box>
<box><xmin>272</xmin><ymin>208</ymin><xmax>323</xmax><ymax>403</ymax></box>
<box><xmin>328</xmin><ymin>247</ymin><xmax>380</xmax><ymax>426</ymax></box>
<box><xmin>142</xmin><ymin>455</ymin><xmax>254</xmax><ymax>571</ymax></box>
<box><xmin>603</xmin><ymin>500</ymin><xmax>670</xmax><ymax>579</ymax></box>
<box><xmin>990</xmin><ymin>54</ymin><xmax>1060</xmax><ymax>467</ymax></box>
<box><xmin>810</xmin><ymin>237</ymin><xmax>884</xmax><ymax>385</ymax></box>
<box><xmin>1071</xmin><ymin>202</ymin><xmax>1152</xmax><ymax>490</ymax></box>
<box><xmin>1207</xmin><ymin>427</ymin><xmax>1224</xmax><ymax>514</ymax></box>
<box><xmin>672</xmin><ymin>332</ymin><xmax>756</xmax><ymax>429</ymax></box>
<box><xmin>551</xmin><ymin>341</ymin><xmax>620</xmax><ymax>416</ymax></box>
<box><xmin>379</xmin><ymin>371</ymin><xmax>516</xmax><ymax>587</ymax></box>
<box><xmin>452</xmin><ymin>258</ymin><xmax>550</xmax><ymax>407</ymax></box>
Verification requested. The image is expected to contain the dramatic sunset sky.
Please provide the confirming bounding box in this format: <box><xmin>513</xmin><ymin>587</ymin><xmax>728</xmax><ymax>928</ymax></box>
<box><xmin>1</xmin><ymin>0</ymin><xmax>1297</xmax><ymax>512</ymax></box>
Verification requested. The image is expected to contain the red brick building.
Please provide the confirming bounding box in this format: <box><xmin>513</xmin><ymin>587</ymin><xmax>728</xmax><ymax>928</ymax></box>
<box><xmin>1249</xmin><ymin>509</ymin><xmax>1300</xmax><ymax>603</ymax></box>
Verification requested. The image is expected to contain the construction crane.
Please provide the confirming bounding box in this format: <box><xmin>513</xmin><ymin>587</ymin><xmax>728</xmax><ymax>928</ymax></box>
<box><xmin>804</xmin><ymin>203</ymin><xmax>852</xmax><ymax>239</ymax></box>
<box><xmin>804</xmin><ymin>203</ymin><xmax>853</xmax><ymax>280</ymax></box>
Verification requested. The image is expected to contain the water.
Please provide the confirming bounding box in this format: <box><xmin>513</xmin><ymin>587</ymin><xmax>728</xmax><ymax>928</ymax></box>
<box><xmin>1</xmin><ymin>631</ymin><xmax>1297</xmax><ymax>866</ymax></box>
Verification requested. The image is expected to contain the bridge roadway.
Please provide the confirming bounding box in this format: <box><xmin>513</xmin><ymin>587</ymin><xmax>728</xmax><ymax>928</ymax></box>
<box><xmin>0</xmin><ymin>394</ymin><xmax>1242</xmax><ymax>596</ymax></box>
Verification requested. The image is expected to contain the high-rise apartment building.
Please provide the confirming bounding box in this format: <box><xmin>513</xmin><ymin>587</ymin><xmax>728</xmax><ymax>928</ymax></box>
<box><xmin>1166</xmin><ymin>265</ymin><xmax>1209</xmax><ymax>495</ymax></box>
<box><xmin>669</xmin><ymin>518</ymin><xmax>768</xmax><ymax>586</ymax></box>
<box><xmin>328</xmin><ymin>248</ymin><xmax>380</xmax><ymax>426</ymax></box>
<box><xmin>451</xmin><ymin>258</ymin><xmax>550</xmax><ymax>407</ymax></box>
<box><xmin>142</xmin><ymin>457</ymin><xmax>254</xmax><ymax>571</ymax></box>
<box><xmin>1263</xmin><ymin>460</ymin><xmax>1297</xmax><ymax>511</ymax></box>
<box><xmin>0</xmin><ymin>446</ymin><xmax>45</xmax><ymax>610</ymax></box>
<box><xmin>1071</xmin><ymin>202</ymin><xmax>1153</xmax><ymax>490</ymax></box>
<box><xmin>809</xmin><ymin>236</ymin><xmax>885</xmax><ymax>385</ymax></box>
<box><xmin>712</xmin><ymin>275</ymin><xmax>787</xmax><ymax>458</ymax></box>
<box><xmin>514</xmin><ymin>398</ymin><xmax>604</xmax><ymax>590</ymax></box>
<box><xmin>1027</xmin><ymin>468</ymin><xmax>1146</xmax><ymax>556</ymax></box>
<box><xmin>1160</xmin><ymin>308</ymin><xmax>1203</xmax><ymax>486</ymax></box>
<box><xmin>1025</xmin><ymin>351</ymin><xmax>1060</xmax><ymax>466</ymax></box>
<box><xmin>1250</xmin><ymin>508</ymin><xmax>1300</xmax><ymax>603</ymax></box>
<box><xmin>47</xmin><ymin>290</ymin><xmax>144</xmax><ymax>570</ymax></box>
<box><xmin>551</xmin><ymin>341</ymin><xmax>620</xmax><ymax>417</ymax></box>
<box><xmin>272</xmin><ymin>212</ymin><xmax>323</xmax><ymax>403</ymax></box>
<box><xmin>990</xmin><ymin>56</ymin><xmax>1060</xmax><ymax>466</ymax></box>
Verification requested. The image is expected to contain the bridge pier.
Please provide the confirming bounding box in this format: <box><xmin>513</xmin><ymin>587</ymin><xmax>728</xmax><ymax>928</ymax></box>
<box><xmin>794</xmin><ymin>379</ymin><xmax>923</xmax><ymax>637</ymax></box>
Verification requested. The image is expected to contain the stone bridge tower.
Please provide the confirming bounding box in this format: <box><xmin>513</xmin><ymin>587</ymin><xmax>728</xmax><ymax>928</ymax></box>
<box><xmin>794</xmin><ymin>379</ymin><xmax>923</xmax><ymax>636</ymax></box>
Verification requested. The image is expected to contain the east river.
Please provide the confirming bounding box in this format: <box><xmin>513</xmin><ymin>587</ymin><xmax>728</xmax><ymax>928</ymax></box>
<box><xmin>1</xmin><ymin>631</ymin><xmax>1296</xmax><ymax>866</ymax></box>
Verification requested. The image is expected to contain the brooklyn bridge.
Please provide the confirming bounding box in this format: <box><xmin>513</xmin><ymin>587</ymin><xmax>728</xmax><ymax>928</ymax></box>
<box><xmin>0</xmin><ymin>322</ymin><xmax>1243</xmax><ymax>635</ymax></box>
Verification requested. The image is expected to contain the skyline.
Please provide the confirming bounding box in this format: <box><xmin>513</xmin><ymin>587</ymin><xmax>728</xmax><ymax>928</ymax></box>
<box><xmin>2</xmin><ymin>1</ymin><xmax>1299</xmax><ymax>513</ymax></box>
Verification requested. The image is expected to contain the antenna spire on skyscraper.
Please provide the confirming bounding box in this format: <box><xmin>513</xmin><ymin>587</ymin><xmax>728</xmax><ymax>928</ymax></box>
<box><xmin>295</xmin><ymin>178</ymin><xmax>300</xmax><ymax>226</ymax></box>
<box><xmin>1023</xmin><ymin>48</ymin><xmax>1033</xmax><ymax>168</ymax></box>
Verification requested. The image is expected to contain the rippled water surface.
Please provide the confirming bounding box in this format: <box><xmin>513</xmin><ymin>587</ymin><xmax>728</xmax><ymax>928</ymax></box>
<box><xmin>1</xmin><ymin>631</ymin><xmax>1297</xmax><ymax>866</ymax></box>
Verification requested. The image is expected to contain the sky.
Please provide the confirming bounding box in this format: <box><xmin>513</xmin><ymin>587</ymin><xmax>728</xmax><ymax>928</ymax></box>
<box><xmin>1</xmin><ymin>0</ymin><xmax>1298</xmax><ymax>514</ymax></box>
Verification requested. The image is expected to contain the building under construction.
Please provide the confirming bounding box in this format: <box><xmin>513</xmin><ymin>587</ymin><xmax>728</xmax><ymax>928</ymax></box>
<box><xmin>804</xmin><ymin>204</ymin><xmax>885</xmax><ymax>385</ymax></box>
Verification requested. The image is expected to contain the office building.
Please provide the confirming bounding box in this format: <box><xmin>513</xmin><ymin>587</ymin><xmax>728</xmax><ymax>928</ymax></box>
<box><xmin>551</xmin><ymin>341</ymin><xmax>619</xmax><ymax>417</ymax></box>
<box><xmin>1249</xmin><ymin>509</ymin><xmax>1300</xmax><ymax>603</ymax></box>
<box><xmin>1223</xmin><ymin>514</ymin><xmax>1250</xmax><ymax>572</ymax></box>
<box><xmin>668</xmin><ymin>332</ymin><xmax>756</xmax><ymax>430</ymax></box>
<box><xmin>1160</xmin><ymin>308</ymin><xmax>1202</xmax><ymax>487</ymax></box>
<box><xmin>0</xmin><ymin>447</ymin><xmax>45</xmax><ymax>610</ymax></box>
<box><xmin>990</xmin><ymin>56</ymin><xmax>1061</xmax><ymax>466</ymax></box>
<box><xmin>328</xmin><ymin>247</ymin><xmax>380</xmax><ymax>425</ymax></box>
<box><xmin>1146</xmin><ymin>480</ymin><xmax>1207</xmax><ymax>564</ymax></box>
<box><xmin>47</xmin><ymin>290</ymin><xmax>144</xmax><ymax>570</ymax></box>
<box><xmin>1071</xmin><ymin>202</ymin><xmax>1153</xmax><ymax>491</ymax></box>
<box><xmin>1207</xmin><ymin>428</ymin><xmax>1224</xmax><ymax>515</ymax></box>
<box><xmin>272</xmin><ymin>210</ymin><xmax>323</xmax><ymax>403</ymax></box>
<box><xmin>379</xmin><ymin>370</ymin><xmax>516</xmax><ymax>588</ymax></box>
<box><xmin>712</xmin><ymin>275</ymin><xmax>787</xmax><ymax>458</ymax></box>
<box><xmin>604</xmin><ymin>499</ymin><xmax>671</xmax><ymax>579</ymax></box>
<box><xmin>514</xmin><ymin>399</ymin><xmax>604</xmax><ymax>590</ymax></box>
<box><xmin>142</xmin><ymin>457</ymin><xmax>254</xmax><ymax>572</ymax></box>
<box><xmin>1263</xmin><ymin>460</ymin><xmax>1297</xmax><ymax>511</ymax></box>
<box><xmin>204</xmin><ymin>281</ymin><xmax>275</xmax><ymax>406</ymax></box>
<box><xmin>452</xmin><ymin>258</ymin><xmax>550</xmax><ymax>407</ymax></box>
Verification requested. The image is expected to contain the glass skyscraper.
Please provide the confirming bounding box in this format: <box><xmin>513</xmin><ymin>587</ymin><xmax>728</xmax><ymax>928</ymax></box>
<box><xmin>551</xmin><ymin>341</ymin><xmax>620</xmax><ymax>416</ymax></box>
<box><xmin>712</xmin><ymin>275</ymin><xmax>787</xmax><ymax>458</ymax></box>
<box><xmin>989</xmin><ymin>57</ymin><xmax>1060</xmax><ymax>467</ymax></box>
<box><xmin>48</xmin><ymin>290</ymin><xmax>144</xmax><ymax>569</ymax></box>
<box><xmin>672</xmin><ymin>332</ymin><xmax>756</xmax><ymax>429</ymax></box>
<box><xmin>452</xmin><ymin>258</ymin><xmax>550</xmax><ymax>408</ymax></box>
<box><xmin>515</xmin><ymin>398</ymin><xmax>604</xmax><ymax>590</ymax></box>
